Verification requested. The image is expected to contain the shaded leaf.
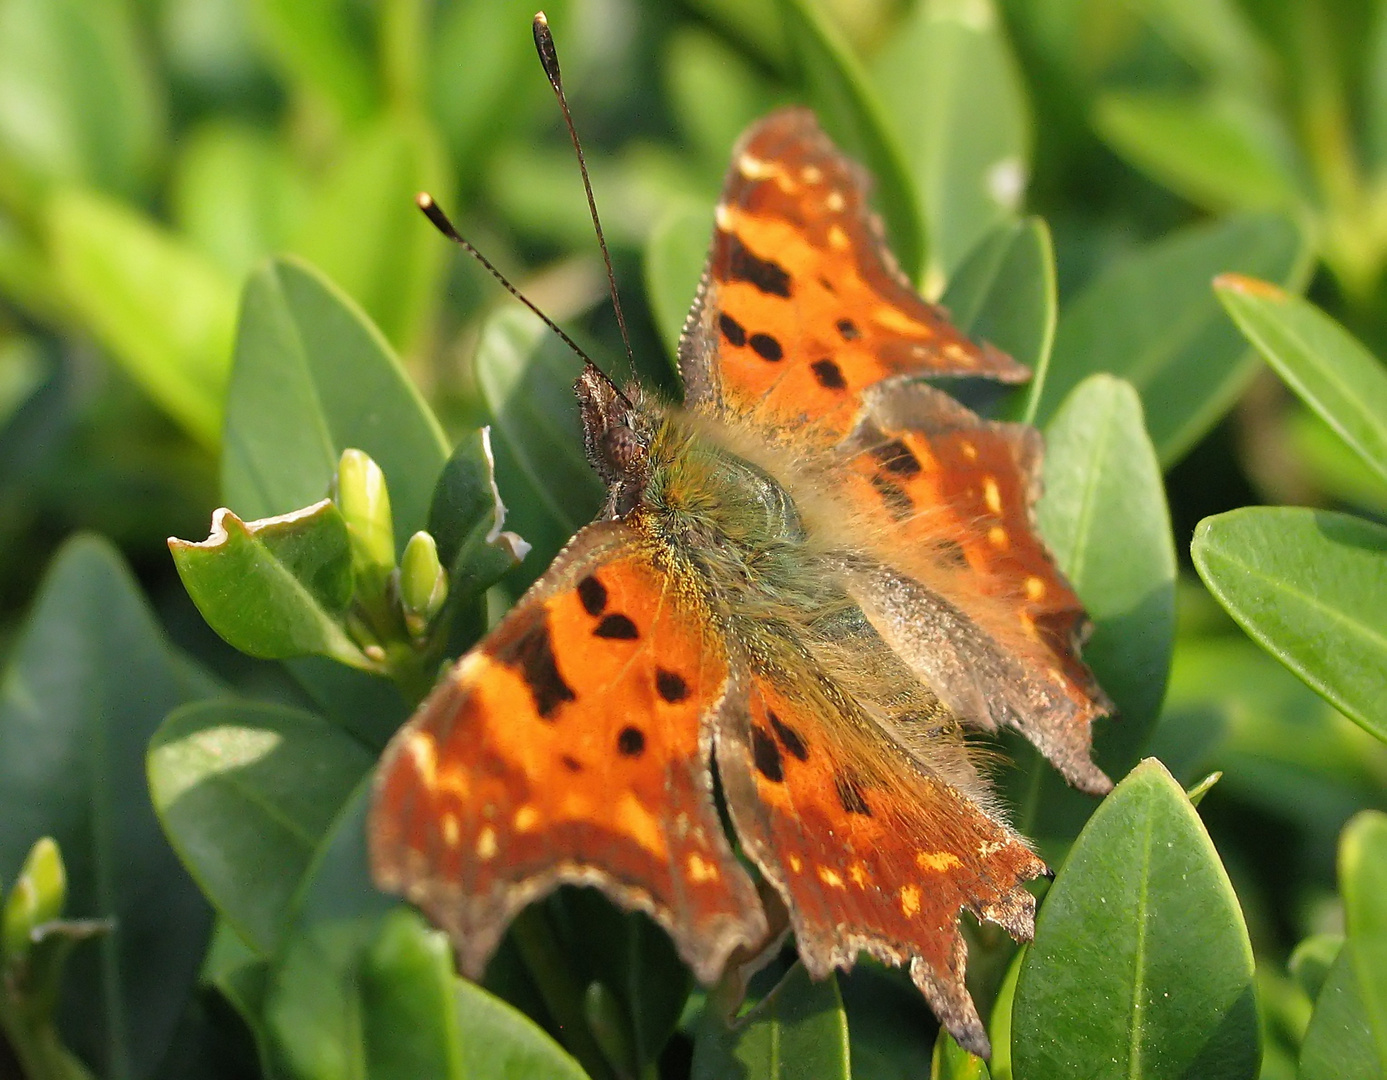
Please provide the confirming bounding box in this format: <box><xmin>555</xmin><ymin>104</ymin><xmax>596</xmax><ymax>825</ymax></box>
<box><xmin>1298</xmin><ymin>947</ymin><xmax>1383</xmax><ymax>1080</ymax></box>
<box><xmin>1342</xmin><ymin>811</ymin><xmax>1387</xmax><ymax>1071</ymax></box>
<box><xmin>693</xmin><ymin>964</ymin><xmax>850</xmax><ymax>1080</ymax></box>
<box><xmin>0</xmin><ymin>536</ymin><xmax>217</xmax><ymax>1078</ymax></box>
<box><xmin>169</xmin><ymin>501</ymin><xmax>368</xmax><ymax>670</ymax></box>
<box><xmin>1012</xmin><ymin>759</ymin><xmax>1258</xmax><ymax>1079</ymax></box>
<box><xmin>248</xmin><ymin>0</ymin><xmax>376</xmax><ymax>123</ymax></box>
<box><xmin>872</xmin><ymin>0</ymin><xmax>1031</xmax><ymax>292</ymax></box>
<box><xmin>1215</xmin><ymin>275</ymin><xmax>1387</xmax><ymax>488</ymax></box>
<box><xmin>147</xmin><ymin>700</ymin><xmax>373</xmax><ymax>956</ymax></box>
<box><xmin>1192</xmin><ymin>507</ymin><xmax>1387</xmax><ymax>742</ymax></box>
<box><xmin>1035</xmin><ymin>212</ymin><xmax>1307</xmax><ymax>466</ymax></box>
<box><xmin>222</xmin><ymin>256</ymin><xmax>449</xmax><ymax>553</ymax></box>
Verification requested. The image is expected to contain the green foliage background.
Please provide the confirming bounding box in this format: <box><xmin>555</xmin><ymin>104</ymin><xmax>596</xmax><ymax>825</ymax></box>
<box><xmin>0</xmin><ymin>0</ymin><xmax>1385</xmax><ymax>1077</ymax></box>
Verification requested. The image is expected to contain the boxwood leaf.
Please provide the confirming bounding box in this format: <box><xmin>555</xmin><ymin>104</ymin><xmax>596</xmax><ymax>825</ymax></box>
<box><xmin>47</xmin><ymin>188</ymin><xmax>238</xmax><ymax>447</ymax></box>
<box><xmin>1214</xmin><ymin>275</ymin><xmax>1387</xmax><ymax>487</ymax></box>
<box><xmin>1035</xmin><ymin>212</ymin><xmax>1306</xmax><ymax>466</ymax></box>
<box><xmin>932</xmin><ymin>1029</ymin><xmax>991</xmax><ymax>1079</ymax></box>
<box><xmin>777</xmin><ymin>0</ymin><xmax>923</xmax><ymax>282</ymax></box>
<box><xmin>1012</xmin><ymin>759</ymin><xmax>1258</xmax><ymax>1079</ymax></box>
<box><xmin>222</xmin><ymin>256</ymin><xmax>449</xmax><ymax>552</ymax></box>
<box><xmin>1192</xmin><ymin>507</ymin><xmax>1387</xmax><ymax>742</ymax></box>
<box><xmin>147</xmin><ymin>700</ymin><xmax>373</xmax><ymax>957</ymax></box>
<box><xmin>0</xmin><ymin>536</ymin><xmax>218</xmax><ymax>1078</ymax></box>
<box><xmin>1298</xmin><ymin>947</ymin><xmax>1383</xmax><ymax>1079</ymax></box>
<box><xmin>169</xmin><ymin>501</ymin><xmax>370</xmax><ymax>670</ymax></box>
<box><xmin>871</xmin><ymin>0</ymin><xmax>1031</xmax><ymax>293</ymax></box>
<box><xmin>693</xmin><ymin>964</ymin><xmax>850</xmax><ymax>1080</ymax></box>
<box><xmin>1341</xmin><ymin>811</ymin><xmax>1387</xmax><ymax>1071</ymax></box>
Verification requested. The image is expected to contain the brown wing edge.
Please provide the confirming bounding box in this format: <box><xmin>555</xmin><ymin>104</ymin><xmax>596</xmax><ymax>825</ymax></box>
<box><xmin>369</xmin><ymin>521</ymin><xmax>772</xmax><ymax>986</ymax></box>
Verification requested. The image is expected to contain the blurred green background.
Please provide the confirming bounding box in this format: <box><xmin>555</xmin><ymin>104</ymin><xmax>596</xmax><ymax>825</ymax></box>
<box><xmin>2</xmin><ymin>0</ymin><xmax>1387</xmax><ymax>1076</ymax></box>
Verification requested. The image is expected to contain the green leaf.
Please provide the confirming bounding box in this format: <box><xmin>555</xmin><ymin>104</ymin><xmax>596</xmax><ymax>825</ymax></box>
<box><xmin>147</xmin><ymin>700</ymin><xmax>373</xmax><ymax>956</ymax></box>
<box><xmin>1342</xmin><ymin>811</ymin><xmax>1387</xmax><ymax>1071</ymax></box>
<box><xmin>1011</xmin><ymin>759</ymin><xmax>1259</xmax><ymax>1080</ymax></box>
<box><xmin>454</xmin><ymin>977</ymin><xmax>591</xmax><ymax>1080</ymax></box>
<box><xmin>0</xmin><ymin>536</ymin><xmax>218</xmax><ymax>1078</ymax></box>
<box><xmin>693</xmin><ymin>964</ymin><xmax>850</xmax><ymax>1080</ymax></box>
<box><xmin>292</xmin><ymin>115</ymin><xmax>448</xmax><ymax>352</ymax></box>
<box><xmin>0</xmin><ymin>0</ymin><xmax>163</xmax><ymax>198</ymax></box>
<box><xmin>1011</xmin><ymin>375</ymin><xmax>1176</xmax><ymax>844</ymax></box>
<box><xmin>1289</xmin><ymin>935</ymin><xmax>1343</xmax><ymax>1004</ymax></box>
<box><xmin>474</xmin><ymin>307</ymin><xmax>604</xmax><ymax>575</ymax></box>
<box><xmin>872</xmin><ymin>0</ymin><xmax>1031</xmax><ymax>293</ymax></box>
<box><xmin>222</xmin><ymin>256</ymin><xmax>449</xmax><ymax>553</ymax></box>
<box><xmin>248</xmin><ymin>0</ymin><xmax>377</xmax><ymax>123</ymax></box>
<box><xmin>932</xmin><ymin>1029</ymin><xmax>992</xmax><ymax>1079</ymax></box>
<box><xmin>777</xmin><ymin>0</ymin><xmax>924</xmax><ymax>282</ymax></box>
<box><xmin>169</xmin><ymin>501</ymin><xmax>369</xmax><ymax>670</ymax></box>
<box><xmin>665</xmin><ymin>26</ymin><xmax>780</xmax><ymax>172</ymax></box>
<box><xmin>939</xmin><ymin>217</ymin><xmax>1056</xmax><ymax>399</ymax></box>
<box><xmin>1095</xmin><ymin>91</ymin><xmax>1303</xmax><ymax>211</ymax></box>
<box><xmin>1191</xmin><ymin>507</ymin><xmax>1387</xmax><ymax>742</ymax></box>
<box><xmin>645</xmin><ymin>203</ymin><xmax>713</xmax><ymax>364</ymax></box>
<box><xmin>1298</xmin><ymin>947</ymin><xmax>1384</xmax><ymax>1080</ymax></box>
<box><xmin>1035</xmin><ymin>212</ymin><xmax>1307</xmax><ymax>466</ymax></box>
<box><xmin>359</xmin><ymin>909</ymin><xmax>464</xmax><ymax>1077</ymax></box>
<box><xmin>47</xmin><ymin>188</ymin><xmax>238</xmax><ymax>447</ymax></box>
<box><xmin>1214</xmin><ymin>275</ymin><xmax>1387</xmax><ymax>488</ymax></box>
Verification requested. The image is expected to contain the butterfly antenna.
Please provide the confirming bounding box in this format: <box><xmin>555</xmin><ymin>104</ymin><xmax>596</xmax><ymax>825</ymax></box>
<box><xmin>416</xmin><ymin>193</ymin><xmax>631</xmax><ymax>406</ymax></box>
<box><xmin>532</xmin><ymin>11</ymin><xmax>637</xmax><ymax>379</ymax></box>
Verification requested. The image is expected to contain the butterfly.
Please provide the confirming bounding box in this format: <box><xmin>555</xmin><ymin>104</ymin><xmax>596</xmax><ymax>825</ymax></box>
<box><xmin>369</xmin><ymin>106</ymin><xmax>1112</xmax><ymax>1058</ymax></box>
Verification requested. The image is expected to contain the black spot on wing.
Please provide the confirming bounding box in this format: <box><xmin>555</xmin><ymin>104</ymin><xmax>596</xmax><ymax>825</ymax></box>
<box><xmin>873</xmin><ymin>438</ymin><xmax>923</xmax><ymax>477</ymax></box>
<box><xmin>617</xmin><ymin>727</ymin><xmax>646</xmax><ymax>757</ymax></box>
<box><xmin>594</xmin><ymin>614</ymin><xmax>639</xmax><ymax>640</ymax></box>
<box><xmin>749</xmin><ymin>333</ymin><xmax>783</xmax><ymax>362</ymax></box>
<box><xmin>719</xmin><ymin>313</ymin><xmax>747</xmax><ymax>348</ymax></box>
<box><xmin>768</xmin><ymin>711</ymin><xmax>809</xmax><ymax>761</ymax></box>
<box><xmin>577</xmin><ymin>575</ymin><xmax>607</xmax><ymax>616</ymax></box>
<box><xmin>561</xmin><ymin>754</ymin><xmax>584</xmax><ymax>772</ymax></box>
<box><xmin>494</xmin><ymin>620</ymin><xmax>576</xmax><ymax>719</ymax></box>
<box><xmin>810</xmin><ymin>358</ymin><xmax>845</xmax><ymax>390</ymax></box>
<box><xmin>751</xmin><ymin>725</ymin><xmax>784</xmax><ymax>783</ymax></box>
<box><xmin>836</xmin><ymin>318</ymin><xmax>861</xmax><ymax>341</ymax></box>
<box><xmin>869</xmin><ymin>472</ymin><xmax>915</xmax><ymax>520</ymax></box>
<box><xmin>656</xmin><ymin>669</ymin><xmax>689</xmax><ymax>703</ymax></box>
<box><xmin>726</xmin><ymin>233</ymin><xmax>792</xmax><ymax>298</ymax></box>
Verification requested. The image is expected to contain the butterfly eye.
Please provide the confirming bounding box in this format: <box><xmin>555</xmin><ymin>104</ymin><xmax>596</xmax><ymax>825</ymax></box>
<box><xmin>603</xmin><ymin>424</ymin><xmax>647</xmax><ymax>474</ymax></box>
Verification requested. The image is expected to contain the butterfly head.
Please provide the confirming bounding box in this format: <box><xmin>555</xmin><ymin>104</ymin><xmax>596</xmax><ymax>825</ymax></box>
<box><xmin>575</xmin><ymin>362</ymin><xmax>656</xmax><ymax>511</ymax></box>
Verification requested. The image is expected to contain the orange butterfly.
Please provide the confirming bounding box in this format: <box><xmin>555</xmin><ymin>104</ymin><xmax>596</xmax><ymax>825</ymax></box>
<box><xmin>370</xmin><ymin>107</ymin><xmax>1111</xmax><ymax>1057</ymax></box>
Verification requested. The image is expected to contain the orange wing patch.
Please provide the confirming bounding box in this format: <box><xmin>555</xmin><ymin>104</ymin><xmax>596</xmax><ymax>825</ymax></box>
<box><xmin>715</xmin><ymin>671</ymin><xmax>1044</xmax><ymax>1058</ymax></box>
<box><xmin>679</xmin><ymin>108</ymin><xmax>1026</xmax><ymax>440</ymax></box>
<box><xmin>834</xmin><ymin>383</ymin><xmax>1112</xmax><ymax>793</ymax></box>
<box><xmin>370</xmin><ymin>521</ymin><xmax>767</xmax><ymax>983</ymax></box>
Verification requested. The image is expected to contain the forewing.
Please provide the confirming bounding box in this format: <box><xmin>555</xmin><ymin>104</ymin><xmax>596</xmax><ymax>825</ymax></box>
<box><xmin>714</xmin><ymin>665</ymin><xmax>1045</xmax><ymax>1057</ymax></box>
<box><xmin>836</xmin><ymin>382</ymin><xmax>1112</xmax><ymax>793</ymax></box>
<box><xmin>371</xmin><ymin>520</ymin><xmax>768</xmax><ymax>983</ymax></box>
<box><xmin>679</xmin><ymin>107</ymin><xmax>1025</xmax><ymax>440</ymax></box>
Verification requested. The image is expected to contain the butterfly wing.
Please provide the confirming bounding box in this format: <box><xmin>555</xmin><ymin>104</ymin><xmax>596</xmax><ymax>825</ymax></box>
<box><xmin>679</xmin><ymin>107</ymin><xmax>1026</xmax><ymax>441</ymax></box>
<box><xmin>370</xmin><ymin>520</ymin><xmax>768</xmax><ymax>983</ymax></box>
<box><xmin>713</xmin><ymin>659</ymin><xmax>1045</xmax><ymax>1058</ymax></box>
<box><xmin>836</xmin><ymin>381</ymin><xmax>1112</xmax><ymax>793</ymax></box>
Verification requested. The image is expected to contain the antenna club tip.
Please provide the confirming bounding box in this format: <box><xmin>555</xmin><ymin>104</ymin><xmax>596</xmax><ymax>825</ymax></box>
<box><xmin>416</xmin><ymin>192</ymin><xmax>434</xmax><ymax>210</ymax></box>
<box><xmin>534</xmin><ymin>11</ymin><xmax>548</xmax><ymax>27</ymax></box>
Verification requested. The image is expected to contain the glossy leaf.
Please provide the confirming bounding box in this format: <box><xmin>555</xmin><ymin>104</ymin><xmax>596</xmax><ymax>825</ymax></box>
<box><xmin>1012</xmin><ymin>375</ymin><xmax>1176</xmax><ymax>843</ymax></box>
<box><xmin>292</xmin><ymin>116</ymin><xmax>448</xmax><ymax>353</ymax></box>
<box><xmin>0</xmin><ymin>0</ymin><xmax>162</xmax><ymax>197</ymax></box>
<box><xmin>147</xmin><ymin>700</ymin><xmax>373</xmax><ymax>956</ymax></box>
<box><xmin>1342</xmin><ymin>811</ymin><xmax>1387</xmax><ymax>1070</ymax></box>
<box><xmin>222</xmin><ymin>256</ymin><xmax>449</xmax><ymax>552</ymax></box>
<box><xmin>454</xmin><ymin>977</ymin><xmax>591</xmax><ymax>1080</ymax></box>
<box><xmin>939</xmin><ymin>216</ymin><xmax>1056</xmax><ymax>398</ymax></box>
<box><xmin>1215</xmin><ymin>275</ymin><xmax>1387</xmax><ymax>487</ymax></box>
<box><xmin>1192</xmin><ymin>507</ymin><xmax>1387</xmax><ymax>742</ymax></box>
<box><xmin>1035</xmin><ymin>212</ymin><xmax>1306</xmax><ymax>466</ymax></box>
<box><xmin>0</xmin><ymin>536</ymin><xmax>217</xmax><ymax>1077</ymax></box>
<box><xmin>169</xmin><ymin>501</ymin><xmax>369</xmax><ymax>669</ymax></box>
<box><xmin>872</xmin><ymin>0</ymin><xmax>1031</xmax><ymax>292</ymax></box>
<box><xmin>777</xmin><ymin>0</ymin><xmax>923</xmax><ymax>282</ymax></box>
<box><xmin>693</xmin><ymin>964</ymin><xmax>850</xmax><ymax>1080</ymax></box>
<box><xmin>933</xmin><ymin>1029</ymin><xmax>991</xmax><ymax>1079</ymax></box>
<box><xmin>1011</xmin><ymin>759</ymin><xmax>1259</xmax><ymax>1079</ymax></box>
<box><xmin>1289</xmin><ymin>935</ymin><xmax>1343</xmax><ymax>1004</ymax></box>
<box><xmin>474</xmin><ymin>307</ymin><xmax>604</xmax><ymax>576</ymax></box>
<box><xmin>1095</xmin><ymin>91</ymin><xmax>1303</xmax><ymax>211</ymax></box>
<box><xmin>1298</xmin><ymin>947</ymin><xmax>1383</xmax><ymax>1080</ymax></box>
<box><xmin>47</xmin><ymin>189</ymin><xmax>237</xmax><ymax>447</ymax></box>
<box><xmin>645</xmin><ymin>203</ymin><xmax>713</xmax><ymax>364</ymax></box>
